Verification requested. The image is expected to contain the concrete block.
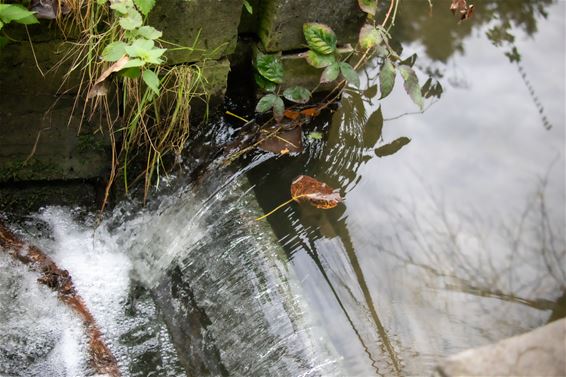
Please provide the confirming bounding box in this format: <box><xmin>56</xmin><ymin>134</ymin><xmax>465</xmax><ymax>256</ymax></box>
<box><xmin>435</xmin><ymin>319</ymin><xmax>566</xmax><ymax>377</ymax></box>
<box><xmin>149</xmin><ymin>0</ymin><xmax>243</xmax><ymax>64</ymax></box>
<box><xmin>0</xmin><ymin>40</ymin><xmax>111</xmax><ymax>182</ymax></box>
<box><xmin>258</xmin><ymin>0</ymin><xmax>366</xmax><ymax>52</ymax></box>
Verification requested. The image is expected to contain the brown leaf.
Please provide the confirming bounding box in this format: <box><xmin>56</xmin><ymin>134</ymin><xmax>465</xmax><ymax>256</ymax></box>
<box><xmin>284</xmin><ymin>109</ymin><xmax>301</xmax><ymax>120</ymax></box>
<box><xmin>258</xmin><ymin>126</ymin><xmax>303</xmax><ymax>154</ymax></box>
<box><xmin>87</xmin><ymin>55</ymin><xmax>129</xmax><ymax>98</ymax></box>
<box><xmin>450</xmin><ymin>0</ymin><xmax>474</xmax><ymax>21</ymax></box>
<box><xmin>291</xmin><ymin>175</ymin><xmax>341</xmax><ymax>209</ymax></box>
<box><xmin>300</xmin><ymin>107</ymin><xmax>321</xmax><ymax>117</ymax></box>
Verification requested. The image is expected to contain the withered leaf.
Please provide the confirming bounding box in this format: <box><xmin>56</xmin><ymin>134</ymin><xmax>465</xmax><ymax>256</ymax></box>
<box><xmin>259</xmin><ymin>126</ymin><xmax>303</xmax><ymax>154</ymax></box>
<box><xmin>450</xmin><ymin>0</ymin><xmax>474</xmax><ymax>21</ymax></box>
<box><xmin>291</xmin><ymin>175</ymin><xmax>341</xmax><ymax>209</ymax></box>
<box><xmin>87</xmin><ymin>55</ymin><xmax>129</xmax><ymax>98</ymax></box>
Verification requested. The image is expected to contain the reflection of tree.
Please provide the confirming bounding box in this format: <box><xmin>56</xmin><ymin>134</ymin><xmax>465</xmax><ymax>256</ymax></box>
<box><xmin>377</xmin><ymin>172</ymin><xmax>565</xmax><ymax>322</ymax></box>
<box><xmin>393</xmin><ymin>0</ymin><xmax>554</xmax><ymax>63</ymax></box>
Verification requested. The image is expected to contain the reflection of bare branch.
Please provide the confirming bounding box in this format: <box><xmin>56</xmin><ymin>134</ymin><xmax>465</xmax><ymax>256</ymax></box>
<box><xmin>378</xmin><ymin>170</ymin><xmax>565</xmax><ymax>313</ymax></box>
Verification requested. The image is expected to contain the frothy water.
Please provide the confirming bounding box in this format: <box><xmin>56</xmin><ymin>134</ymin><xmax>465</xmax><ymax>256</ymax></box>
<box><xmin>0</xmin><ymin>171</ymin><xmax>340</xmax><ymax>376</ymax></box>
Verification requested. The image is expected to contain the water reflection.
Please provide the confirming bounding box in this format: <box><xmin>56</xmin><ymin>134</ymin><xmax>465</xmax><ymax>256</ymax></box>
<box><xmin>248</xmin><ymin>0</ymin><xmax>565</xmax><ymax>375</ymax></box>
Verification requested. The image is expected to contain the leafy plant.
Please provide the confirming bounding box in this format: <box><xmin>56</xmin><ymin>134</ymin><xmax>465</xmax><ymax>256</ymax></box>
<box><xmin>0</xmin><ymin>4</ymin><xmax>38</xmax><ymax>47</ymax></box>
<box><xmin>254</xmin><ymin>52</ymin><xmax>311</xmax><ymax>121</ymax></box>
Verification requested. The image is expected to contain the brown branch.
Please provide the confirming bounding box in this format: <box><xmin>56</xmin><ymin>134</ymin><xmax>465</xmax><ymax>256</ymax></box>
<box><xmin>0</xmin><ymin>221</ymin><xmax>121</xmax><ymax>377</ymax></box>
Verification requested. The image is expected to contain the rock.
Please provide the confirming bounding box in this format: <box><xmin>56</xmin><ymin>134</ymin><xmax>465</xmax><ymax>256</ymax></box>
<box><xmin>148</xmin><ymin>0</ymin><xmax>243</xmax><ymax>64</ymax></box>
<box><xmin>257</xmin><ymin>0</ymin><xmax>366</xmax><ymax>52</ymax></box>
<box><xmin>435</xmin><ymin>318</ymin><xmax>566</xmax><ymax>377</ymax></box>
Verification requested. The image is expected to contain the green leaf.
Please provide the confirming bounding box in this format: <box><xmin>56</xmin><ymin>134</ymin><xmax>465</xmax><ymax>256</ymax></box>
<box><xmin>320</xmin><ymin>62</ymin><xmax>340</xmax><ymax>83</ymax></box>
<box><xmin>0</xmin><ymin>4</ymin><xmax>38</xmax><ymax>25</ymax></box>
<box><xmin>110</xmin><ymin>2</ymin><xmax>129</xmax><ymax>14</ymax></box>
<box><xmin>123</xmin><ymin>58</ymin><xmax>145</xmax><ymax>68</ymax></box>
<box><xmin>364</xmin><ymin>84</ymin><xmax>378</xmax><ymax>98</ymax></box>
<box><xmin>379</xmin><ymin>59</ymin><xmax>396</xmax><ymax>99</ymax></box>
<box><xmin>255</xmin><ymin>94</ymin><xmax>277</xmax><ymax>113</ymax></box>
<box><xmin>308</xmin><ymin>132</ymin><xmax>323</xmax><ymax>140</ymax></box>
<box><xmin>375</xmin><ymin>137</ymin><xmax>411</xmax><ymax>157</ymax></box>
<box><xmin>358</xmin><ymin>0</ymin><xmax>377</xmax><ymax>15</ymax></box>
<box><xmin>363</xmin><ymin>106</ymin><xmax>383</xmax><ymax>148</ymax></box>
<box><xmin>136</xmin><ymin>25</ymin><xmax>162</xmax><ymax>40</ymax></box>
<box><xmin>119</xmin><ymin>8</ymin><xmax>143</xmax><ymax>30</ymax></box>
<box><xmin>133</xmin><ymin>0</ymin><xmax>155</xmax><ymax>16</ymax></box>
<box><xmin>256</xmin><ymin>53</ymin><xmax>284</xmax><ymax>84</ymax></box>
<box><xmin>243</xmin><ymin>0</ymin><xmax>253</xmax><ymax>14</ymax></box>
<box><xmin>339</xmin><ymin>62</ymin><xmax>360</xmax><ymax>87</ymax></box>
<box><xmin>303</xmin><ymin>23</ymin><xmax>336</xmax><ymax>55</ymax></box>
<box><xmin>102</xmin><ymin>41</ymin><xmax>128</xmax><ymax>62</ymax></box>
<box><xmin>254</xmin><ymin>73</ymin><xmax>277</xmax><ymax>92</ymax></box>
<box><xmin>359</xmin><ymin>24</ymin><xmax>382</xmax><ymax>50</ymax></box>
<box><xmin>398</xmin><ymin>65</ymin><xmax>424</xmax><ymax>109</ymax></box>
<box><xmin>283</xmin><ymin>86</ymin><xmax>311</xmax><ymax>104</ymax></box>
<box><xmin>142</xmin><ymin>69</ymin><xmax>160</xmax><ymax>95</ymax></box>
<box><xmin>120</xmin><ymin>67</ymin><xmax>141</xmax><ymax>78</ymax></box>
<box><xmin>272</xmin><ymin>96</ymin><xmax>285</xmax><ymax>121</ymax></box>
<box><xmin>125</xmin><ymin>38</ymin><xmax>154</xmax><ymax>56</ymax></box>
<box><xmin>305</xmin><ymin>50</ymin><xmax>335</xmax><ymax>68</ymax></box>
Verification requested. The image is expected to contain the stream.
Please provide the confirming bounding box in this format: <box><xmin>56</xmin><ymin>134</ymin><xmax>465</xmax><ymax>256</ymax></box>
<box><xmin>1</xmin><ymin>1</ymin><xmax>565</xmax><ymax>376</ymax></box>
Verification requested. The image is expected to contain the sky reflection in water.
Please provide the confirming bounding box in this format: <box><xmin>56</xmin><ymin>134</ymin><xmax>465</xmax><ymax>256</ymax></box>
<box><xmin>249</xmin><ymin>1</ymin><xmax>565</xmax><ymax>375</ymax></box>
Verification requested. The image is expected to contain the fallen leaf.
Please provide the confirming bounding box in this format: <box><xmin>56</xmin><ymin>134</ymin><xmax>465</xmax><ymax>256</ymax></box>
<box><xmin>375</xmin><ymin>137</ymin><xmax>411</xmax><ymax>157</ymax></box>
<box><xmin>258</xmin><ymin>126</ymin><xmax>303</xmax><ymax>154</ymax></box>
<box><xmin>280</xmin><ymin>148</ymin><xmax>289</xmax><ymax>155</ymax></box>
<box><xmin>291</xmin><ymin>175</ymin><xmax>341</xmax><ymax>209</ymax></box>
<box><xmin>87</xmin><ymin>55</ymin><xmax>129</xmax><ymax>98</ymax></box>
<box><xmin>300</xmin><ymin>107</ymin><xmax>321</xmax><ymax>117</ymax></box>
<box><xmin>450</xmin><ymin>0</ymin><xmax>474</xmax><ymax>21</ymax></box>
<box><xmin>284</xmin><ymin>109</ymin><xmax>301</xmax><ymax>120</ymax></box>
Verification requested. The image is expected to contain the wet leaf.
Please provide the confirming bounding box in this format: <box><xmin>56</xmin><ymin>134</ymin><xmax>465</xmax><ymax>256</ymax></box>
<box><xmin>375</xmin><ymin>137</ymin><xmax>411</xmax><ymax>157</ymax></box>
<box><xmin>284</xmin><ymin>109</ymin><xmax>301</xmax><ymax>120</ymax></box>
<box><xmin>291</xmin><ymin>175</ymin><xmax>341</xmax><ymax>209</ymax></box>
<box><xmin>340</xmin><ymin>62</ymin><xmax>360</xmax><ymax>87</ymax></box>
<box><xmin>303</xmin><ymin>23</ymin><xmax>337</xmax><ymax>55</ymax></box>
<box><xmin>305</xmin><ymin>50</ymin><xmax>336</xmax><ymax>68</ymax></box>
<box><xmin>320</xmin><ymin>62</ymin><xmax>340</xmax><ymax>83</ymax></box>
<box><xmin>254</xmin><ymin>73</ymin><xmax>277</xmax><ymax>92</ymax></box>
<box><xmin>133</xmin><ymin>0</ymin><xmax>155</xmax><ymax>16</ymax></box>
<box><xmin>255</xmin><ymin>94</ymin><xmax>277</xmax><ymax>113</ymax></box>
<box><xmin>259</xmin><ymin>126</ymin><xmax>303</xmax><ymax>154</ymax></box>
<box><xmin>358</xmin><ymin>0</ymin><xmax>377</xmax><ymax>15</ymax></box>
<box><xmin>142</xmin><ymin>69</ymin><xmax>159</xmax><ymax>95</ymax></box>
<box><xmin>379</xmin><ymin>59</ymin><xmax>396</xmax><ymax>99</ymax></box>
<box><xmin>88</xmin><ymin>55</ymin><xmax>130</xmax><ymax>98</ymax></box>
<box><xmin>102</xmin><ymin>41</ymin><xmax>128</xmax><ymax>62</ymax></box>
<box><xmin>256</xmin><ymin>53</ymin><xmax>284</xmax><ymax>84</ymax></box>
<box><xmin>363</xmin><ymin>106</ymin><xmax>383</xmax><ymax>148</ymax></box>
<box><xmin>450</xmin><ymin>0</ymin><xmax>474</xmax><ymax>21</ymax></box>
<box><xmin>398</xmin><ymin>65</ymin><xmax>424</xmax><ymax>109</ymax></box>
<box><xmin>273</xmin><ymin>96</ymin><xmax>285</xmax><ymax>121</ymax></box>
<box><xmin>283</xmin><ymin>86</ymin><xmax>311</xmax><ymax>104</ymax></box>
<box><xmin>359</xmin><ymin>24</ymin><xmax>382</xmax><ymax>49</ymax></box>
<box><xmin>300</xmin><ymin>107</ymin><xmax>320</xmax><ymax>117</ymax></box>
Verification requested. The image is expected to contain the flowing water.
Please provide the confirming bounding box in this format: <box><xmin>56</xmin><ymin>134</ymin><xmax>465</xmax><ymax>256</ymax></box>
<box><xmin>1</xmin><ymin>1</ymin><xmax>565</xmax><ymax>376</ymax></box>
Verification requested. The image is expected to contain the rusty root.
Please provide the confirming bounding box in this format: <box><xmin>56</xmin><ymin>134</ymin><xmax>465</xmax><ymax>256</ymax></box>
<box><xmin>0</xmin><ymin>221</ymin><xmax>121</xmax><ymax>377</ymax></box>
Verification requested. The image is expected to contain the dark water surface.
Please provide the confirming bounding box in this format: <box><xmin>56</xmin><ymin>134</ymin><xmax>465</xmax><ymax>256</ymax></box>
<box><xmin>248</xmin><ymin>1</ymin><xmax>565</xmax><ymax>375</ymax></box>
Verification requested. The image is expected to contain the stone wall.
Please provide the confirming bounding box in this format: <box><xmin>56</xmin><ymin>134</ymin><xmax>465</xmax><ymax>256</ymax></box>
<box><xmin>0</xmin><ymin>0</ymin><xmax>365</xmax><ymax>187</ymax></box>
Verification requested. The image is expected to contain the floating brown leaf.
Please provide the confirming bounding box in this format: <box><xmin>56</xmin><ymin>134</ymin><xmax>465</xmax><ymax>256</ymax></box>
<box><xmin>258</xmin><ymin>126</ymin><xmax>303</xmax><ymax>154</ymax></box>
<box><xmin>291</xmin><ymin>175</ymin><xmax>341</xmax><ymax>209</ymax></box>
<box><xmin>87</xmin><ymin>55</ymin><xmax>129</xmax><ymax>98</ymax></box>
<box><xmin>450</xmin><ymin>0</ymin><xmax>474</xmax><ymax>21</ymax></box>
